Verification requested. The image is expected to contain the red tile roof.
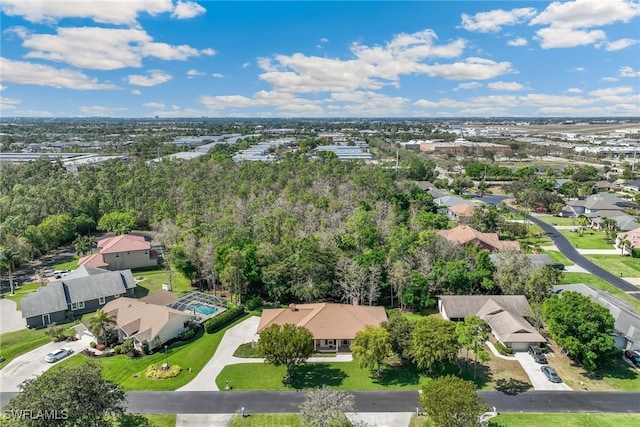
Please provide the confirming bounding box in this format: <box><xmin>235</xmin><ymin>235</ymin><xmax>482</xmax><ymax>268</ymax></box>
<box><xmin>77</xmin><ymin>253</ymin><xmax>108</xmax><ymax>268</ymax></box>
<box><xmin>97</xmin><ymin>234</ymin><xmax>151</xmax><ymax>254</ymax></box>
<box><xmin>438</xmin><ymin>225</ymin><xmax>520</xmax><ymax>251</ymax></box>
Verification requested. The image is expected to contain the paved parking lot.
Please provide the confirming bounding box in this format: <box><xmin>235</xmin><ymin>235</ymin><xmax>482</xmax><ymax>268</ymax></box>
<box><xmin>513</xmin><ymin>352</ymin><xmax>572</xmax><ymax>391</ymax></box>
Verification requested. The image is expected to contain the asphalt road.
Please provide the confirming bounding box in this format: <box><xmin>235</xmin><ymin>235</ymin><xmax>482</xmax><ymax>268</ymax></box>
<box><xmin>527</xmin><ymin>215</ymin><xmax>640</xmax><ymax>299</ymax></box>
<box><xmin>4</xmin><ymin>391</ymin><xmax>638</xmax><ymax>414</ymax></box>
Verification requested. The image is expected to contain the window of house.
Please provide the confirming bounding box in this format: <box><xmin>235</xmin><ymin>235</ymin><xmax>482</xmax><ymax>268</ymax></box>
<box><xmin>342</xmin><ymin>340</ymin><xmax>349</xmax><ymax>346</ymax></box>
<box><xmin>71</xmin><ymin>301</ymin><xmax>85</xmax><ymax>311</ymax></box>
<box><xmin>99</xmin><ymin>296</ymin><xmax>106</xmax><ymax>305</ymax></box>
<box><xmin>325</xmin><ymin>340</ymin><xmax>335</xmax><ymax>346</ymax></box>
<box><xmin>113</xmin><ymin>294</ymin><xmax>121</xmax><ymax>298</ymax></box>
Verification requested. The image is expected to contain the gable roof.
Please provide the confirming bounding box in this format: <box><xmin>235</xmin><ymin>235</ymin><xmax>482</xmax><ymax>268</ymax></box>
<box><xmin>103</xmin><ymin>297</ymin><xmax>192</xmax><ymax>343</ymax></box>
<box><xmin>553</xmin><ymin>284</ymin><xmax>640</xmax><ymax>343</ymax></box>
<box><xmin>438</xmin><ymin>225</ymin><xmax>520</xmax><ymax>251</ymax></box>
<box><xmin>439</xmin><ymin>295</ymin><xmax>532</xmax><ymax>319</ymax></box>
<box><xmin>21</xmin><ymin>282</ymin><xmax>68</xmax><ymax>318</ymax></box>
<box><xmin>139</xmin><ymin>290</ymin><xmax>180</xmax><ymax>306</ymax></box>
<box><xmin>449</xmin><ymin>203</ymin><xmax>476</xmax><ymax>217</ymax></box>
<box><xmin>97</xmin><ymin>234</ymin><xmax>151</xmax><ymax>254</ymax></box>
<box><xmin>434</xmin><ymin>195</ymin><xmax>476</xmax><ymax>208</ymax></box>
<box><xmin>257</xmin><ymin>303</ymin><xmax>387</xmax><ymax>340</ymax></box>
<box><xmin>619</xmin><ymin>227</ymin><xmax>640</xmax><ymax>249</ymax></box>
<box><xmin>77</xmin><ymin>253</ymin><xmax>109</xmax><ymax>268</ymax></box>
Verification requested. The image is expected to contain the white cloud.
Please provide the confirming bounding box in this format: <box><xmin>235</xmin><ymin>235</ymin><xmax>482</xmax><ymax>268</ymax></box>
<box><xmin>519</xmin><ymin>93</ymin><xmax>591</xmax><ymax>106</ymax></box>
<box><xmin>187</xmin><ymin>69</ymin><xmax>204</xmax><ymax>78</ymax></box>
<box><xmin>535</xmin><ymin>27</ymin><xmax>606</xmax><ymax>49</ymax></box>
<box><xmin>201</xmin><ymin>48</ymin><xmax>216</xmax><ymax>56</ymax></box>
<box><xmin>131</xmin><ymin>89</ymin><xmax>141</xmax><ymax>95</ymax></box>
<box><xmin>0</xmin><ymin>0</ymin><xmax>174</xmax><ymax>25</ymax></box>
<box><xmin>0</xmin><ymin>85</ymin><xmax>6</xmax><ymax>91</ymax></box>
<box><xmin>420</xmin><ymin>57</ymin><xmax>514</xmax><ymax>80</ymax></box>
<box><xmin>0</xmin><ymin>96</ymin><xmax>21</xmax><ymax>110</ymax></box>
<box><xmin>15</xmin><ymin>26</ymin><xmax>211</xmax><ymax>70</ymax></box>
<box><xmin>530</xmin><ymin>0</ymin><xmax>640</xmax><ymax>49</ymax></box>
<box><xmin>530</xmin><ymin>0</ymin><xmax>640</xmax><ymax>29</ymax></box>
<box><xmin>211</xmin><ymin>73</ymin><xmax>224</xmax><ymax>78</ymax></box>
<box><xmin>601</xmin><ymin>77</ymin><xmax>619</xmax><ymax>82</ymax></box>
<box><xmin>487</xmin><ymin>81</ymin><xmax>526</xmax><ymax>91</ymax></box>
<box><xmin>0</xmin><ymin>57</ymin><xmax>118</xmax><ymax>90</ymax></box>
<box><xmin>172</xmin><ymin>1</ymin><xmax>206</xmax><ymax>19</ymax></box>
<box><xmin>242</xmin><ymin>62</ymin><xmax>251</xmax><ymax>69</ymax></box>
<box><xmin>619</xmin><ymin>66</ymin><xmax>640</xmax><ymax>77</ymax></box>
<box><xmin>589</xmin><ymin>86</ymin><xmax>635</xmax><ymax>97</ymax></box>
<box><xmin>571</xmin><ymin>67</ymin><xmax>585</xmax><ymax>72</ymax></box>
<box><xmin>507</xmin><ymin>37</ymin><xmax>528</xmax><ymax>47</ymax></box>
<box><xmin>143</xmin><ymin>101</ymin><xmax>165</xmax><ymax>109</ymax></box>
<box><xmin>127</xmin><ymin>70</ymin><xmax>172</xmax><ymax>87</ymax></box>
<box><xmin>460</xmin><ymin>8</ymin><xmax>536</xmax><ymax>32</ymax></box>
<box><xmin>605</xmin><ymin>38</ymin><xmax>639</xmax><ymax>51</ymax></box>
<box><xmin>453</xmin><ymin>82</ymin><xmax>482</xmax><ymax>91</ymax></box>
<box><xmin>567</xmin><ymin>88</ymin><xmax>583</xmax><ymax>93</ymax></box>
<box><xmin>78</xmin><ymin>105</ymin><xmax>128</xmax><ymax>117</ymax></box>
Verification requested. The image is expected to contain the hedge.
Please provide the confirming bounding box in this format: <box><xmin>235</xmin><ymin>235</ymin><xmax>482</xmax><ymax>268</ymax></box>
<box><xmin>204</xmin><ymin>306</ymin><xmax>245</xmax><ymax>333</ymax></box>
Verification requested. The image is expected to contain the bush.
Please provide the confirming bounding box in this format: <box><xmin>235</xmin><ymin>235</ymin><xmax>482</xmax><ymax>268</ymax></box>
<box><xmin>146</xmin><ymin>364</ymin><xmax>181</xmax><ymax>379</ymax></box>
<box><xmin>90</xmin><ymin>341</ymin><xmax>97</xmax><ymax>348</ymax></box>
<box><xmin>494</xmin><ymin>341</ymin><xmax>513</xmax><ymax>355</ymax></box>
<box><xmin>121</xmin><ymin>338</ymin><xmax>134</xmax><ymax>354</ymax></box>
<box><xmin>141</xmin><ymin>342</ymin><xmax>149</xmax><ymax>355</ymax></box>
<box><xmin>45</xmin><ymin>323</ymin><xmax>66</xmax><ymax>342</ymax></box>
<box><xmin>204</xmin><ymin>306</ymin><xmax>245</xmax><ymax>334</ymax></box>
<box><xmin>244</xmin><ymin>296</ymin><xmax>262</xmax><ymax>311</ymax></box>
<box><xmin>180</xmin><ymin>328</ymin><xmax>196</xmax><ymax>341</ymax></box>
<box><xmin>113</xmin><ymin>345</ymin><xmax>122</xmax><ymax>354</ymax></box>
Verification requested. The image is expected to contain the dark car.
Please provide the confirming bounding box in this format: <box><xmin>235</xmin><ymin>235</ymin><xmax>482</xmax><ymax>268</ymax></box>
<box><xmin>541</xmin><ymin>365</ymin><xmax>562</xmax><ymax>383</ymax></box>
<box><xmin>624</xmin><ymin>350</ymin><xmax>640</xmax><ymax>367</ymax></box>
<box><xmin>528</xmin><ymin>345</ymin><xmax>547</xmax><ymax>364</ymax></box>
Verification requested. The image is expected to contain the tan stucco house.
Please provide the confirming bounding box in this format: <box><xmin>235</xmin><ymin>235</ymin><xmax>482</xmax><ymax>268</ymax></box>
<box><xmin>79</xmin><ymin>234</ymin><xmax>158</xmax><ymax>271</ymax></box>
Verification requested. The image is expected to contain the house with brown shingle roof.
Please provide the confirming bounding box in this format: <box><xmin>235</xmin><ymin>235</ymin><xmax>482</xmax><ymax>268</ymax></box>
<box><xmin>437</xmin><ymin>225</ymin><xmax>520</xmax><ymax>252</ymax></box>
<box><xmin>257</xmin><ymin>302</ymin><xmax>388</xmax><ymax>352</ymax></box>
<box><xmin>76</xmin><ymin>297</ymin><xmax>194</xmax><ymax>351</ymax></box>
<box><xmin>78</xmin><ymin>234</ymin><xmax>158</xmax><ymax>271</ymax></box>
<box><xmin>447</xmin><ymin>203</ymin><xmax>476</xmax><ymax>222</ymax></box>
<box><xmin>439</xmin><ymin>295</ymin><xmax>546</xmax><ymax>352</ymax></box>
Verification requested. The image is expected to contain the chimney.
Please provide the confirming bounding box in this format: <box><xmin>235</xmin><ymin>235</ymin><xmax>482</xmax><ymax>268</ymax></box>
<box><xmin>352</xmin><ymin>297</ymin><xmax>359</xmax><ymax>306</ymax></box>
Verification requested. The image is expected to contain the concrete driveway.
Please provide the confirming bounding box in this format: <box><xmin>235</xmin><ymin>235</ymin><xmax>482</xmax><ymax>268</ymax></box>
<box><xmin>0</xmin><ymin>299</ymin><xmax>25</xmax><ymax>334</ymax></box>
<box><xmin>0</xmin><ymin>334</ymin><xmax>93</xmax><ymax>392</ymax></box>
<box><xmin>513</xmin><ymin>352</ymin><xmax>572</xmax><ymax>391</ymax></box>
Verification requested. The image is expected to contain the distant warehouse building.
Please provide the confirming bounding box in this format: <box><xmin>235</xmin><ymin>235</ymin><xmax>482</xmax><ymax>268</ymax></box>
<box><xmin>419</xmin><ymin>138</ymin><xmax>511</xmax><ymax>155</ymax></box>
<box><xmin>314</xmin><ymin>141</ymin><xmax>373</xmax><ymax>161</ymax></box>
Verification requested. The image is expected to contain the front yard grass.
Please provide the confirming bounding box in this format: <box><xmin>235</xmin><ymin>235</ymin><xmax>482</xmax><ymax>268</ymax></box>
<box><xmin>558</xmin><ymin>229</ymin><xmax>614</xmax><ymax>250</ymax></box>
<box><xmin>562</xmin><ymin>272</ymin><xmax>640</xmax><ymax>312</ymax></box>
<box><xmin>2</xmin><ymin>281</ymin><xmax>46</xmax><ymax>310</ymax></box>
<box><xmin>543</xmin><ymin>250</ymin><xmax>574</xmax><ymax>266</ymax></box>
<box><xmin>53</xmin><ymin>314</ymin><xmax>255</xmax><ymax>391</ymax></box>
<box><xmin>229</xmin><ymin>414</ymin><xmax>302</xmax><ymax>427</ymax></box>
<box><xmin>584</xmin><ymin>254</ymin><xmax>640</xmax><ymax>278</ymax></box>
<box><xmin>53</xmin><ymin>257</ymin><xmax>80</xmax><ymax>271</ymax></box>
<box><xmin>535</xmin><ymin>215</ymin><xmax>579</xmax><ymax>226</ymax></box>
<box><xmin>489</xmin><ymin>413</ymin><xmax>640</xmax><ymax>427</ymax></box>
<box><xmin>0</xmin><ymin>328</ymin><xmax>52</xmax><ymax>370</ymax></box>
<box><xmin>133</xmin><ymin>267</ymin><xmax>194</xmax><ymax>298</ymax></box>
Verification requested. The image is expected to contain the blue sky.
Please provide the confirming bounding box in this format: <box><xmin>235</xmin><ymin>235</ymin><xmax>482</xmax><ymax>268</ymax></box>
<box><xmin>1</xmin><ymin>0</ymin><xmax>639</xmax><ymax>118</ymax></box>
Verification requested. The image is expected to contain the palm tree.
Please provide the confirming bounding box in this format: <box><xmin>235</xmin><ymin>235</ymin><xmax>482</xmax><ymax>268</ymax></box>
<box><xmin>73</xmin><ymin>235</ymin><xmax>91</xmax><ymax>257</ymax></box>
<box><xmin>618</xmin><ymin>237</ymin><xmax>632</xmax><ymax>256</ymax></box>
<box><xmin>0</xmin><ymin>247</ymin><xmax>18</xmax><ymax>295</ymax></box>
<box><xmin>601</xmin><ymin>217</ymin><xmax>618</xmax><ymax>244</ymax></box>
<box><xmin>576</xmin><ymin>215</ymin><xmax>590</xmax><ymax>236</ymax></box>
<box><xmin>89</xmin><ymin>310</ymin><xmax>117</xmax><ymax>345</ymax></box>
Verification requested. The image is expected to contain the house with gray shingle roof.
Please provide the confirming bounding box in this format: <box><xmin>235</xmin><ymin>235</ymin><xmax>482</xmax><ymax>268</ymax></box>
<box><xmin>562</xmin><ymin>193</ymin><xmax>630</xmax><ymax>217</ymax></box>
<box><xmin>21</xmin><ymin>266</ymin><xmax>136</xmax><ymax>328</ymax></box>
<box><xmin>553</xmin><ymin>284</ymin><xmax>640</xmax><ymax>351</ymax></box>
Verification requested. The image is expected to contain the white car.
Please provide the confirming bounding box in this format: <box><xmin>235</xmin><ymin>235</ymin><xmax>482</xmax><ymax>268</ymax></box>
<box><xmin>44</xmin><ymin>348</ymin><xmax>73</xmax><ymax>363</ymax></box>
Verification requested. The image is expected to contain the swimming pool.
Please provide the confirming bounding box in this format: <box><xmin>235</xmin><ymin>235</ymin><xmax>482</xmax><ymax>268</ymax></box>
<box><xmin>193</xmin><ymin>304</ymin><xmax>217</xmax><ymax>316</ymax></box>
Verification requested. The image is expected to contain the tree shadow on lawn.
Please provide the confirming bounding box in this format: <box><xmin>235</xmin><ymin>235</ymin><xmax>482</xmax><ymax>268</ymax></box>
<box><xmin>443</xmin><ymin>359</ymin><xmax>492</xmax><ymax>390</ymax></box>
<box><xmin>579</xmin><ymin>359</ymin><xmax>639</xmax><ymax>381</ymax></box>
<box><xmin>494</xmin><ymin>378</ymin><xmax>531</xmax><ymax>395</ymax></box>
<box><xmin>371</xmin><ymin>363</ymin><xmax>423</xmax><ymax>387</ymax></box>
<box><xmin>287</xmin><ymin>363</ymin><xmax>347</xmax><ymax>390</ymax></box>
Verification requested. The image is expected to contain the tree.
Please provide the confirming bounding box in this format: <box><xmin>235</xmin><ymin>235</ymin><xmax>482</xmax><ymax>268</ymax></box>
<box><xmin>388</xmin><ymin>260</ymin><xmax>411</xmax><ymax>309</ymax></box>
<box><xmin>257</xmin><ymin>323</ymin><xmax>314</xmax><ymax>381</ymax></box>
<box><xmin>350</xmin><ymin>325</ymin><xmax>392</xmax><ymax>377</ymax></box>
<box><xmin>418</xmin><ymin>375</ymin><xmax>489</xmax><ymax>427</ymax></box>
<box><xmin>543</xmin><ymin>291</ymin><xmax>620</xmax><ymax>371</ymax></box>
<box><xmin>364</xmin><ymin>264</ymin><xmax>381</xmax><ymax>306</ymax></box>
<box><xmin>97</xmin><ymin>211</ymin><xmax>137</xmax><ymax>235</ymax></box>
<box><xmin>2</xmin><ymin>361</ymin><xmax>125</xmax><ymax>427</ymax></box>
<box><xmin>382</xmin><ymin>312</ymin><xmax>414</xmax><ymax>363</ymax></box>
<box><xmin>298</xmin><ymin>385</ymin><xmax>355</xmax><ymax>427</ymax></box>
<box><xmin>410</xmin><ymin>316</ymin><xmax>461</xmax><ymax>374</ymax></box>
<box><xmin>0</xmin><ymin>246</ymin><xmax>18</xmax><ymax>295</ymax></box>
<box><xmin>455</xmin><ymin>316</ymin><xmax>489</xmax><ymax>381</ymax></box>
<box><xmin>493</xmin><ymin>250</ymin><xmax>533</xmax><ymax>295</ymax></box>
<box><xmin>525</xmin><ymin>266</ymin><xmax>562</xmax><ymax>304</ymax></box>
<box><xmin>89</xmin><ymin>309</ymin><xmax>117</xmax><ymax>345</ymax></box>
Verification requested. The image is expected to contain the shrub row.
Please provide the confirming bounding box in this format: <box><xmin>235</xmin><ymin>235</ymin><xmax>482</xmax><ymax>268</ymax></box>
<box><xmin>204</xmin><ymin>306</ymin><xmax>245</xmax><ymax>334</ymax></box>
<box><xmin>494</xmin><ymin>341</ymin><xmax>513</xmax><ymax>355</ymax></box>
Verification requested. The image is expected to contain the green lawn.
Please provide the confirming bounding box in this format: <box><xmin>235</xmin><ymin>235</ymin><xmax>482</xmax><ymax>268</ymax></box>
<box><xmin>229</xmin><ymin>414</ymin><xmax>302</xmax><ymax>427</ymax></box>
<box><xmin>558</xmin><ymin>229</ymin><xmax>614</xmax><ymax>250</ymax></box>
<box><xmin>217</xmin><ymin>359</ymin><xmax>434</xmax><ymax>391</ymax></box>
<box><xmin>0</xmin><ymin>328</ymin><xmax>52</xmax><ymax>370</ymax></box>
<box><xmin>2</xmin><ymin>281</ymin><xmax>46</xmax><ymax>310</ymax></box>
<box><xmin>53</xmin><ymin>257</ymin><xmax>80</xmax><ymax>271</ymax></box>
<box><xmin>139</xmin><ymin>414</ymin><xmax>176</xmax><ymax>427</ymax></box>
<box><xmin>535</xmin><ymin>216</ymin><xmax>579</xmax><ymax>226</ymax></box>
<box><xmin>584</xmin><ymin>254</ymin><xmax>640</xmax><ymax>278</ymax></box>
<box><xmin>562</xmin><ymin>272</ymin><xmax>640</xmax><ymax>312</ymax></box>
<box><xmin>132</xmin><ymin>268</ymin><xmax>194</xmax><ymax>298</ymax></box>
<box><xmin>543</xmin><ymin>250</ymin><xmax>574</xmax><ymax>266</ymax></box>
<box><xmin>489</xmin><ymin>413</ymin><xmax>640</xmax><ymax>427</ymax></box>
<box><xmin>53</xmin><ymin>314</ymin><xmax>255</xmax><ymax>391</ymax></box>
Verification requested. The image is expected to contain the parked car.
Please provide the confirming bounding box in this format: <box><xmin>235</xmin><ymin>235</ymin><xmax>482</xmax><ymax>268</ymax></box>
<box><xmin>528</xmin><ymin>345</ymin><xmax>547</xmax><ymax>364</ymax></box>
<box><xmin>624</xmin><ymin>350</ymin><xmax>640</xmax><ymax>367</ymax></box>
<box><xmin>44</xmin><ymin>348</ymin><xmax>73</xmax><ymax>363</ymax></box>
<box><xmin>541</xmin><ymin>365</ymin><xmax>562</xmax><ymax>383</ymax></box>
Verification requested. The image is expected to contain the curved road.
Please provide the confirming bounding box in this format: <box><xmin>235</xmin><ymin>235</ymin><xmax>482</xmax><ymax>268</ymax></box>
<box><xmin>527</xmin><ymin>215</ymin><xmax>640</xmax><ymax>300</ymax></box>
